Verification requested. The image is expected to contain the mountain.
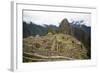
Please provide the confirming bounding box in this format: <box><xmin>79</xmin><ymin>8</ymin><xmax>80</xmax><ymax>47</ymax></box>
<box><xmin>59</xmin><ymin>18</ymin><xmax>71</xmax><ymax>34</ymax></box>
<box><xmin>59</xmin><ymin>19</ymin><xmax>91</xmax><ymax>57</ymax></box>
<box><xmin>23</xmin><ymin>21</ymin><xmax>48</xmax><ymax>38</ymax></box>
<box><xmin>23</xmin><ymin>19</ymin><xmax>91</xmax><ymax>58</ymax></box>
<box><xmin>23</xmin><ymin>33</ymin><xmax>88</xmax><ymax>62</ymax></box>
<box><xmin>23</xmin><ymin>22</ymin><xmax>32</xmax><ymax>38</ymax></box>
<box><xmin>70</xmin><ymin>23</ymin><xmax>91</xmax><ymax>56</ymax></box>
<box><xmin>44</xmin><ymin>24</ymin><xmax>59</xmax><ymax>34</ymax></box>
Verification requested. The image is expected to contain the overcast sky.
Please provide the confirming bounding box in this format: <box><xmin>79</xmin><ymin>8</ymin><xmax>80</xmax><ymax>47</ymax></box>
<box><xmin>23</xmin><ymin>10</ymin><xmax>91</xmax><ymax>27</ymax></box>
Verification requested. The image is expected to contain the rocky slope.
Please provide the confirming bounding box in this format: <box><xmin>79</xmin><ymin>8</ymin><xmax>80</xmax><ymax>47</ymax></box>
<box><xmin>23</xmin><ymin>33</ymin><xmax>88</xmax><ymax>62</ymax></box>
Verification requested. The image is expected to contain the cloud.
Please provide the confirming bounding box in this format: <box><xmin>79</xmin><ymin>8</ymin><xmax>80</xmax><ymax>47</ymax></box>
<box><xmin>23</xmin><ymin>10</ymin><xmax>91</xmax><ymax>26</ymax></box>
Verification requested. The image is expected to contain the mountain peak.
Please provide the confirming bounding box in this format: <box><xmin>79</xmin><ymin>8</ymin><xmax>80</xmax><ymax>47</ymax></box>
<box><xmin>61</xmin><ymin>18</ymin><xmax>69</xmax><ymax>23</ymax></box>
<box><xmin>59</xmin><ymin>18</ymin><xmax>71</xmax><ymax>34</ymax></box>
